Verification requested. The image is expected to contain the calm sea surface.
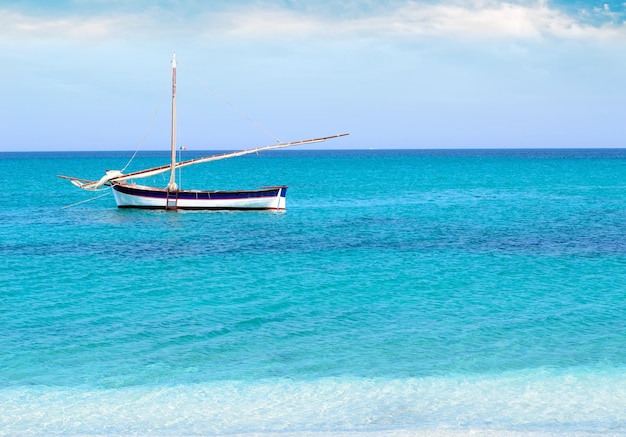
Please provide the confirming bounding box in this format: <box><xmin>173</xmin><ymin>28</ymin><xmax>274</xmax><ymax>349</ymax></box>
<box><xmin>1</xmin><ymin>149</ymin><xmax>625</xmax><ymax>436</ymax></box>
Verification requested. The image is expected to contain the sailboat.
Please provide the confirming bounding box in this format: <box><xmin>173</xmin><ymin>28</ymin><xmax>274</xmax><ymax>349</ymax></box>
<box><xmin>59</xmin><ymin>54</ymin><xmax>348</xmax><ymax>210</ymax></box>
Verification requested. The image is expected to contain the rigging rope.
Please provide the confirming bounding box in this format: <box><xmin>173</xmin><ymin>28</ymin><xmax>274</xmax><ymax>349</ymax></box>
<box><xmin>119</xmin><ymin>57</ymin><xmax>283</xmax><ymax>179</ymax></box>
<box><xmin>177</xmin><ymin>60</ymin><xmax>282</xmax><ymax>144</ymax></box>
<box><xmin>62</xmin><ymin>190</ymin><xmax>111</xmax><ymax>209</ymax></box>
<box><xmin>121</xmin><ymin>78</ymin><xmax>168</xmax><ymax>173</ymax></box>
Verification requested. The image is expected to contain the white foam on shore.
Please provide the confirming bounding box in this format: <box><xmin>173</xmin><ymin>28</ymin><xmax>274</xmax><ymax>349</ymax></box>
<box><xmin>1</xmin><ymin>369</ymin><xmax>624</xmax><ymax>436</ymax></box>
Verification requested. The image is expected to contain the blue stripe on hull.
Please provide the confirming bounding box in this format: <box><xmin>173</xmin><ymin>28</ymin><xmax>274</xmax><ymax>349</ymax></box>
<box><xmin>113</xmin><ymin>184</ymin><xmax>285</xmax><ymax>199</ymax></box>
<box><xmin>112</xmin><ymin>184</ymin><xmax>287</xmax><ymax>210</ymax></box>
<box><xmin>116</xmin><ymin>206</ymin><xmax>281</xmax><ymax>210</ymax></box>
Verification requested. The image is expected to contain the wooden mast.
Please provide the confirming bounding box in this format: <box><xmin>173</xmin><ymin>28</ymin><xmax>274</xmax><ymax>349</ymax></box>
<box><xmin>167</xmin><ymin>53</ymin><xmax>178</xmax><ymax>192</ymax></box>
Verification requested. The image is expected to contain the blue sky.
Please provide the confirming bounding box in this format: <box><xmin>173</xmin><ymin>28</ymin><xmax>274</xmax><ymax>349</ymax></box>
<box><xmin>2</xmin><ymin>0</ymin><xmax>626</xmax><ymax>150</ymax></box>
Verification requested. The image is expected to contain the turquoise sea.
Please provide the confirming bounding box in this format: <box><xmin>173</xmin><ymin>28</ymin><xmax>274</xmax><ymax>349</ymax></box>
<box><xmin>1</xmin><ymin>149</ymin><xmax>625</xmax><ymax>436</ymax></box>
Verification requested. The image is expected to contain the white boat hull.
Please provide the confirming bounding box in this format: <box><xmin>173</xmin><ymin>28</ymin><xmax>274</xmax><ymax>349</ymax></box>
<box><xmin>112</xmin><ymin>183</ymin><xmax>287</xmax><ymax>210</ymax></box>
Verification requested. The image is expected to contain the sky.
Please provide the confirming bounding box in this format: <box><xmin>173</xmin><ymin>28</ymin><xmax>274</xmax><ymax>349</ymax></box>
<box><xmin>2</xmin><ymin>0</ymin><xmax>626</xmax><ymax>151</ymax></box>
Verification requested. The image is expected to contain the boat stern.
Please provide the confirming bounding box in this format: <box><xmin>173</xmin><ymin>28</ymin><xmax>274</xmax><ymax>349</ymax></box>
<box><xmin>276</xmin><ymin>186</ymin><xmax>287</xmax><ymax>210</ymax></box>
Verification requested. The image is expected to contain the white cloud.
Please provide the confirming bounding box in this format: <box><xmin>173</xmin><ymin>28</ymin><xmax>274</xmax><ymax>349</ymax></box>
<box><xmin>373</xmin><ymin>2</ymin><xmax>576</xmax><ymax>38</ymax></box>
<box><xmin>1</xmin><ymin>1</ymin><xmax>625</xmax><ymax>44</ymax></box>
<box><xmin>311</xmin><ymin>1</ymin><xmax>625</xmax><ymax>40</ymax></box>
<box><xmin>0</xmin><ymin>10</ymin><xmax>157</xmax><ymax>42</ymax></box>
<box><xmin>181</xmin><ymin>1</ymin><xmax>626</xmax><ymax>42</ymax></box>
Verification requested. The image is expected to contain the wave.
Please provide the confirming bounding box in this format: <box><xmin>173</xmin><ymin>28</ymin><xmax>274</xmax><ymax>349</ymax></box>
<box><xmin>1</xmin><ymin>368</ymin><xmax>624</xmax><ymax>436</ymax></box>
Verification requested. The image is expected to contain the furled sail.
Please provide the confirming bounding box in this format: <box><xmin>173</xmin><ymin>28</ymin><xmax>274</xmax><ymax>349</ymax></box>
<box><xmin>58</xmin><ymin>133</ymin><xmax>349</xmax><ymax>191</ymax></box>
